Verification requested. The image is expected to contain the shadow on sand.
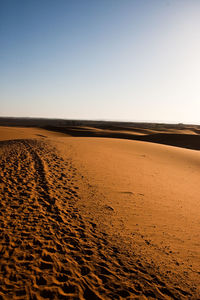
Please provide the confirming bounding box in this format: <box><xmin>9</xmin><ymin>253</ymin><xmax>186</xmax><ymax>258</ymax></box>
<box><xmin>42</xmin><ymin>126</ymin><xmax>200</xmax><ymax>151</ymax></box>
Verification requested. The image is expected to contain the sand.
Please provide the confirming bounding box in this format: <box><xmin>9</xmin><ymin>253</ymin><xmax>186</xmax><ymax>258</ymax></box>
<box><xmin>0</xmin><ymin>126</ymin><xmax>200</xmax><ymax>299</ymax></box>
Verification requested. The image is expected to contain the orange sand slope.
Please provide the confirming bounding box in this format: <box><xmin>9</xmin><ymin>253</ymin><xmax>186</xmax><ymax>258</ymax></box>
<box><xmin>0</xmin><ymin>126</ymin><xmax>68</xmax><ymax>141</ymax></box>
<box><xmin>0</xmin><ymin>126</ymin><xmax>200</xmax><ymax>299</ymax></box>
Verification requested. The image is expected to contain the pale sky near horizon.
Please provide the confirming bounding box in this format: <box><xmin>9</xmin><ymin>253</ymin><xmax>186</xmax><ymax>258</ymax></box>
<box><xmin>1</xmin><ymin>0</ymin><xmax>200</xmax><ymax>124</ymax></box>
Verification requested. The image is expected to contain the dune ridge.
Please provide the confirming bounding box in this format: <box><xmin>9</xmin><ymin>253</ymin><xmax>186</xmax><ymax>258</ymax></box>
<box><xmin>42</xmin><ymin>126</ymin><xmax>200</xmax><ymax>151</ymax></box>
<box><xmin>1</xmin><ymin>117</ymin><xmax>200</xmax><ymax>151</ymax></box>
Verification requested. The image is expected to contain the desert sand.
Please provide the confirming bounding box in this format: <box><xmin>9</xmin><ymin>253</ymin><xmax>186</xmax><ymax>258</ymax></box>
<box><xmin>0</xmin><ymin>124</ymin><xmax>200</xmax><ymax>299</ymax></box>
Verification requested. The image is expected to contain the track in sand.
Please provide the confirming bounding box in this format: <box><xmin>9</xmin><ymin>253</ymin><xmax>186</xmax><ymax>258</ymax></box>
<box><xmin>0</xmin><ymin>139</ymin><xmax>194</xmax><ymax>299</ymax></box>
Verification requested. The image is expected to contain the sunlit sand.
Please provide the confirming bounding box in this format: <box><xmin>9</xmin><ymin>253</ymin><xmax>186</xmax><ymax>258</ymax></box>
<box><xmin>0</xmin><ymin>123</ymin><xmax>199</xmax><ymax>299</ymax></box>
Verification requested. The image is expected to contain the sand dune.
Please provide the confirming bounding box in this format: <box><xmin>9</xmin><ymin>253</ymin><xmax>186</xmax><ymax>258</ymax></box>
<box><xmin>0</xmin><ymin>126</ymin><xmax>200</xmax><ymax>299</ymax></box>
<box><xmin>41</xmin><ymin>123</ymin><xmax>200</xmax><ymax>150</ymax></box>
<box><xmin>0</xmin><ymin>126</ymin><xmax>68</xmax><ymax>141</ymax></box>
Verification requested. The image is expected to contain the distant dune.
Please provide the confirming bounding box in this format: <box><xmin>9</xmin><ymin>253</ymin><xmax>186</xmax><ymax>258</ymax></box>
<box><xmin>0</xmin><ymin>123</ymin><xmax>200</xmax><ymax>299</ymax></box>
<box><xmin>1</xmin><ymin>117</ymin><xmax>200</xmax><ymax>150</ymax></box>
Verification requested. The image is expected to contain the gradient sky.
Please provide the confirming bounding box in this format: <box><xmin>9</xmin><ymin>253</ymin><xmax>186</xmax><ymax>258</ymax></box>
<box><xmin>1</xmin><ymin>0</ymin><xmax>200</xmax><ymax>123</ymax></box>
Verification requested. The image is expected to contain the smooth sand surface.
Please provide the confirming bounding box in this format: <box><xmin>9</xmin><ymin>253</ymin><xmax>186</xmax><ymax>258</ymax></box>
<box><xmin>0</xmin><ymin>126</ymin><xmax>68</xmax><ymax>141</ymax></box>
<box><xmin>0</xmin><ymin>126</ymin><xmax>200</xmax><ymax>299</ymax></box>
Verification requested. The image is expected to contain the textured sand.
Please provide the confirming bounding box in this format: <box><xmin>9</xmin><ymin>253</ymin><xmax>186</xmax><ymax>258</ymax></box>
<box><xmin>0</xmin><ymin>126</ymin><xmax>200</xmax><ymax>299</ymax></box>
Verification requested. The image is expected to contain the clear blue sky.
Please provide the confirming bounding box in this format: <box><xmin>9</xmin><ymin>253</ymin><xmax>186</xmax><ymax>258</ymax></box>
<box><xmin>1</xmin><ymin>0</ymin><xmax>200</xmax><ymax>123</ymax></box>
